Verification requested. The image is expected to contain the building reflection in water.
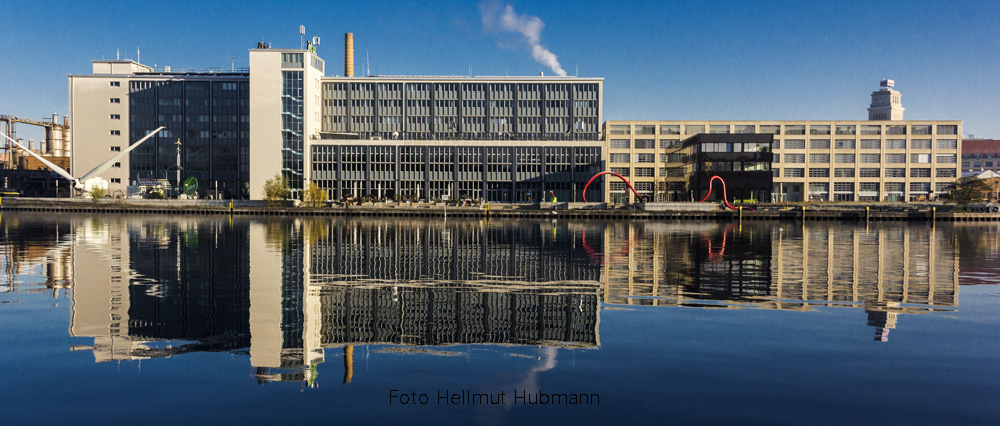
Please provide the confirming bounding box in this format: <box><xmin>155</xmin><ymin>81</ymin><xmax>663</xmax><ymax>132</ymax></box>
<box><xmin>601</xmin><ymin>222</ymin><xmax>960</xmax><ymax>341</ymax></box>
<box><xmin>251</xmin><ymin>218</ymin><xmax>603</xmax><ymax>385</ymax></box>
<box><xmin>0</xmin><ymin>213</ymin><xmax>983</xmax><ymax>386</ymax></box>
<box><xmin>1</xmin><ymin>214</ymin><xmax>602</xmax><ymax>386</ymax></box>
<box><xmin>0</xmin><ymin>215</ymin><xmax>74</xmax><ymax>296</ymax></box>
<box><xmin>66</xmin><ymin>216</ymin><xmax>251</xmax><ymax>363</ymax></box>
<box><xmin>953</xmin><ymin>223</ymin><xmax>1000</xmax><ymax>286</ymax></box>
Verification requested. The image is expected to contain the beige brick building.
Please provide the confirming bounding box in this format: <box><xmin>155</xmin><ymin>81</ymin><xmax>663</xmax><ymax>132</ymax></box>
<box><xmin>602</xmin><ymin>120</ymin><xmax>961</xmax><ymax>203</ymax></box>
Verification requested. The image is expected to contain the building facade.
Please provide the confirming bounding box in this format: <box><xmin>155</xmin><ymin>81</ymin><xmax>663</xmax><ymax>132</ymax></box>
<box><xmin>69</xmin><ymin>60</ymin><xmax>251</xmax><ymax>198</ymax></box>
<box><xmin>303</xmin><ymin>73</ymin><xmax>605</xmax><ymax>202</ymax></box>
<box><xmin>685</xmin><ymin>133</ymin><xmax>773</xmax><ymax>203</ymax></box>
<box><xmin>241</xmin><ymin>39</ymin><xmax>606</xmax><ymax>202</ymax></box>
<box><xmin>70</xmin><ymin>49</ymin><xmax>605</xmax><ymax>202</ymax></box>
<box><xmin>603</xmin><ymin>120</ymin><xmax>961</xmax><ymax>203</ymax></box>
<box><xmin>961</xmin><ymin>139</ymin><xmax>1000</xmax><ymax>174</ymax></box>
<box><xmin>68</xmin><ymin>47</ymin><xmax>961</xmax><ymax>205</ymax></box>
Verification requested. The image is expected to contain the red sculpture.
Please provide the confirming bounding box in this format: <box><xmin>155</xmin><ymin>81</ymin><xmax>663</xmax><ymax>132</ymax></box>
<box><xmin>582</xmin><ymin>171</ymin><xmax>646</xmax><ymax>203</ymax></box>
<box><xmin>700</xmin><ymin>175</ymin><xmax>753</xmax><ymax>210</ymax></box>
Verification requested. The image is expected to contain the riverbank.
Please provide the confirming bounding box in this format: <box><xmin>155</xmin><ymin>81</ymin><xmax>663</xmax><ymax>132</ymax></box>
<box><xmin>2</xmin><ymin>197</ymin><xmax>999</xmax><ymax>221</ymax></box>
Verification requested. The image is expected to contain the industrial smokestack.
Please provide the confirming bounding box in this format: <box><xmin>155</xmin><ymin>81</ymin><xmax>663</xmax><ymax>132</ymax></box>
<box><xmin>345</xmin><ymin>33</ymin><xmax>355</xmax><ymax>77</ymax></box>
<box><xmin>62</xmin><ymin>117</ymin><xmax>71</xmax><ymax>159</ymax></box>
<box><xmin>47</xmin><ymin>113</ymin><xmax>59</xmax><ymax>156</ymax></box>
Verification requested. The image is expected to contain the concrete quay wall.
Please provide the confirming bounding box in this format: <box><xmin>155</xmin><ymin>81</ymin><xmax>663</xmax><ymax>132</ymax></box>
<box><xmin>2</xmin><ymin>198</ymin><xmax>999</xmax><ymax>222</ymax></box>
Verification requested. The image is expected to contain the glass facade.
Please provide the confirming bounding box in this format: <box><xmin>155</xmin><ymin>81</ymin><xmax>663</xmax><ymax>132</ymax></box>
<box><xmin>128</xmin><ymin>77</ymin><xmax>250</xmax><ymax>198</ymax></box>
<box><xmin>282</xmin><ymin>71</ymin><xmax>305</xmax><ymax>196</ymax></box>
<box><xmin>310</xmin><ymin>145</ymin><xmax>602</xmax><ymax>203</ymax></box>
<box><xmin>320</xmin><ymin>80</ymin><xmax>601</xmax><ymax>141</ymax></box>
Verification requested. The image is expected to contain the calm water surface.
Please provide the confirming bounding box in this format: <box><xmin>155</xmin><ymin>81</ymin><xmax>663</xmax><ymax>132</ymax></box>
<box><xmin>1</xmin><ymin>212</ymin><xmax>999</xmax><ymax>424</ymax></box>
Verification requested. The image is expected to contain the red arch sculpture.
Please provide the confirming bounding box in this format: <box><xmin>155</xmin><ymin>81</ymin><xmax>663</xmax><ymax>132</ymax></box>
<box><xmin>700</xmin><ymin>175</ymin><xmax>755</xmax><ymax>210</ymax></box>
<box><xmin>582</xmin><ymin>171</ymin><xmax>646</xmax><ymax>203</ymax></box>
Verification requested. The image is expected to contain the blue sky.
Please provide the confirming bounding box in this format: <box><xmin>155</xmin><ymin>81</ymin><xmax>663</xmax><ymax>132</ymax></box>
<box><xmin>2</xmin><ymin>0</ymin><xmax>998</xmax><ymax>141</ymax></box>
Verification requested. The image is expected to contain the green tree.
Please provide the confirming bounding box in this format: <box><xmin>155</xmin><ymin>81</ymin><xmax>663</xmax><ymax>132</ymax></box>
<box><xmin>262</xmin><ymin>174</ymin><xmax>290</xmax><ymax>207</ymax></box>
<box><xmin>946</xmin><ymin>176</ymin><xmax>991</xmax><ymax>206</ymax></box>
<box><xmin>90</xmin><ymin>188</ymin><xmax>106</xmax><ymax>203</ymax></box>
<box><xmin>301</xmin><ymin>182</ymin><xmax>328</xmax><ymax>208</ymax></box>
<box><xmin>145</xmin><ymin>188</ymin><xmax>165</xmax><ymax>199</ymax></box>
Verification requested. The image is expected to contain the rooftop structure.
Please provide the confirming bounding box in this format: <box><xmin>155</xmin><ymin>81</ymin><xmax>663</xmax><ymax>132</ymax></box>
<box><xmin>868</xmin><ymin>79</ymin><xmax>904</xmax><ymax>121</ymax></box>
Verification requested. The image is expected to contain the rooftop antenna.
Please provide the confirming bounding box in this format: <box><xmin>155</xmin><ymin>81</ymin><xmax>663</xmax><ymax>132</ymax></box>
<box><xmin>221</xmin><ymin>56</ymin><xmax>238</xmax><ymax>71</ymax></box>
<box><xmin>137</xmin><ymin>46</ymin><xmax>140</xmax><ymax>64</ymax></box>
<box><xmin>116</xmin><ymin>49</ymin><xmax>120</xmax><ymax>60</ymax></box>
<box><xmin>299</xmin><ymin>25</ymin><xmax>305</xmax><ymax>49</ymax></box>
<box><xmin>575</xmin><ymin>64</ymin><xmax>578</xmax><ymax>77</ymax></box>
<box><xmin>366</xmin><ymin>49</ymin><xmax>370</xmax><ymax>76</ymax></box>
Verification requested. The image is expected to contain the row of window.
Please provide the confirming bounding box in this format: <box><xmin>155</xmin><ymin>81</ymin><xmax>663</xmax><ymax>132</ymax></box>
<box><xmin>963</xmin><ymin>162</ymin><xmax>997</xmax><ymax>169</ymax></box>
<box><xmin>609</xmin><ymin>123</ymin><xmax>959</xmax><ymax>136</ymax></box>
<box><xmin>325</xmin><ymin>82</ymin><xmax>599</xmax><ymax>96</ymax></box>
<box><xmin>776</xmin><ymin>139</ymin><xmax>958</xmax><ymax>150</ymax></box>
<box><xmin>797</xmin><ymin>182</ymin><xmax>950</xmax><ymax>193</ymax></box>
<box><xmin>609</xmin><ymin>138</ymin><xmax>959</xmax><ymax>152</ymax></box>
<box><xmin>778</xmin><ymin>168</ymin><xmax>957</xmax><ymax>178</ymax></box>
<box><xmin>779</xmin><ymin>153</ymin><xmax>957</xmax><ymax>164</ymax></box>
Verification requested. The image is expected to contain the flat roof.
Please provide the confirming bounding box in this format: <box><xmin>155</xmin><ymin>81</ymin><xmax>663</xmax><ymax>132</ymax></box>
<box><xmin>321</xmin><ymin>75</ymin><xmax>603</xmax><ymax>81</ymax></box>
<box><xmin>604</xmin><ymin>119</ymin><xmax>962</xmax><ymax>124</ymax></box>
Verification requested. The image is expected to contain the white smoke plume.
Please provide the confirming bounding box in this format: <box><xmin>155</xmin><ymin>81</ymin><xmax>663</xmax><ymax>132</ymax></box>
<box><xmin>479</xmin><ymin>1</ymin><xmax>567</xmax><ymax>76</ymax></box>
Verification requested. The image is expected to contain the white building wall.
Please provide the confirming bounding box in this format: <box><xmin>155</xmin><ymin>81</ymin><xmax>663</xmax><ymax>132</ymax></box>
<box><xmin>69</xmin><ymin>72</ymin><xmax>132</xmax><ymax>195</ymax></box>
<box><xmin>248</xmin><ymin>50</ymin><xmax>284</xmax><ymax>200</ymax></box>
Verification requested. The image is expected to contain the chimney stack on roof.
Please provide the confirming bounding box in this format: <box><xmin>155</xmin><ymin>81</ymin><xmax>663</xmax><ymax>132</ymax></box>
<box><xmin>345</xmin><ymin>33</ymin><xmax>354</xmax><ymax>77</ymax></box>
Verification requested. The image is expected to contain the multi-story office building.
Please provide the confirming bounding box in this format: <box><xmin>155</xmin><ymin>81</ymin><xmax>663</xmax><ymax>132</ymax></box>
<box><xmin>683</xmin><ymin>133</ymin><xmax>773</xmax><ymax>203</ymax></box>
<box><xmin>305</xmin><ymin>74</ymin><xmax>604</xmax><ymax>202</ymax></box>
<box><xmin>603</xmin><ymin>82</ymin><xmax>962</xmax><ymax>203</ymax></box>
<box><xmin>69</xmin><ymin>60</ymin><xmax>250</xmax><ymax>198</ymax></box>
<box><xmin>249</xmin><ymin>40</ymin><xmax>606</xmax><ymax>202</ymax></box>
<box><xmin>604</xmin><ymin>119</ymin><xmax>961</xmax><ymax>203</ymax></box>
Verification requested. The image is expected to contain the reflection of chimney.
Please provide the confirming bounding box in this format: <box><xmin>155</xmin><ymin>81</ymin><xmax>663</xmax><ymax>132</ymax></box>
<box><xmin>345</xmin><ymin>33</ymin><xmax>354</xmax><ymax>77</ymax></box>
<box><xmin>343</xmin><ymin>345</ymin><xmax>354</xmax><ymax>384</ymax></box>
